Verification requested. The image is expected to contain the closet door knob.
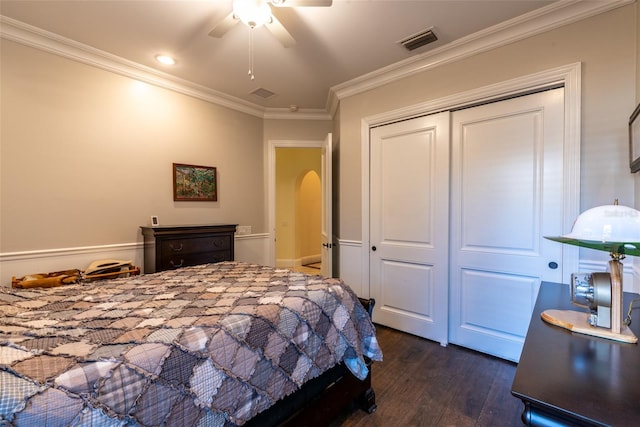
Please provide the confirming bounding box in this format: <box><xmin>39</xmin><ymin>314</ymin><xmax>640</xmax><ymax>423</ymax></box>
<box><xmin>548</xmin><ymin>261</ymin><xmax>558</xmax><ymax>269</ymax></box>
<box><xmin>371</xmin><ymin>246</ymin><xmax>377</xmax><ymax>251</ymax></box>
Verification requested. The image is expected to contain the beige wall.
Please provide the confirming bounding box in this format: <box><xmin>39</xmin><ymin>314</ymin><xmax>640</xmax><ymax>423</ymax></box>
<box><xmin>338</xmin><ymin>5</ymin><xmax>637</xmax><ymax>241</ymax></box>
<box><xmin>264</xmin><ymin>119</ymin><xmax>332</xmax><ymax>141</ymax></box>
<box><xmin>1</xmin><ymin>39</ymin><xmax>265</xmax><ymax>252</ymax></box>
<box><xmin>2</xmin><ymin>4</ymin><xmax>637</xmax><ymax>275</ymax></box>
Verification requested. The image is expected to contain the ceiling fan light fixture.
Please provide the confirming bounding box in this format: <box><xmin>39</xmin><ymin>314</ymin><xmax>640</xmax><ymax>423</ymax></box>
<box><xmin>233</xmin><ymin>0</ymin><xmax>273</xmax><ymax>28</ymax></box>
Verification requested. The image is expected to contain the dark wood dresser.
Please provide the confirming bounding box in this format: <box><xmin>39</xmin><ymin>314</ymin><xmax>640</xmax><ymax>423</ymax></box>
<box><xmin>512</xmin><ymin>281</ymin><xmax>640</xmax><ymax>426</ymax></box>
<box><xmin>140</xmin><ymin>224</ymin><xmax>236</xmax><ymax>273</ymax></box>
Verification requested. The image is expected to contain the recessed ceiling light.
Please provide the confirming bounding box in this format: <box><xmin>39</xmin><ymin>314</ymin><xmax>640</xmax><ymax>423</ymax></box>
<box><xmin>155</xmin><ymin>55</ymin><xmax>176</xmax><ymax>65</ymax></box>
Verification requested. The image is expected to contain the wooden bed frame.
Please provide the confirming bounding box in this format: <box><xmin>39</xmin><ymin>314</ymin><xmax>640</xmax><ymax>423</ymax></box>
<box><xmin>245</xmin><ymin>298</ymin><xmax>377</xmax><ymax>427</ymax></box>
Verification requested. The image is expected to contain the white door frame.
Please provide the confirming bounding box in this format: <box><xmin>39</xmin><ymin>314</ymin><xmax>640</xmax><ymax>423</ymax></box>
<box><xmin>361</xmin><ymin>62</ymin><xmax>582</xmax><ymax>294</ymax></box>
<box><xmin>320</xmin><ymin>134</ymin><xmax>333</xmax><ymax>277</ymax></box>
<box><xmin>267</xmin><ymin>139</ymin><xmax>326</xmax><ymax>268</ymax></box>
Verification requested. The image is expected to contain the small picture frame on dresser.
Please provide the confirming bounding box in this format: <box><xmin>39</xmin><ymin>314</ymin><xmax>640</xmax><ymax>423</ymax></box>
<box><xmin>151</xmin><ymin>216</ymin><xmax>159</xmax><ymax>227</ymax></box>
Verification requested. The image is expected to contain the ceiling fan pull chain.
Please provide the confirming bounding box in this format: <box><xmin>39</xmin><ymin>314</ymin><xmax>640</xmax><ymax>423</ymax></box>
<box><xmin>248</xmin><ymin>27</ymin><xmax>256</xmax><ymax>81</ymax></box>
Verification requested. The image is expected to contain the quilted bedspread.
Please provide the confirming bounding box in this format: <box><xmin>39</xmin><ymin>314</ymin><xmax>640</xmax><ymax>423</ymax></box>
<box><xmin>0</xmin><ymin>262</ymin><xmax>382</xmax><ymax>426</ymax></box>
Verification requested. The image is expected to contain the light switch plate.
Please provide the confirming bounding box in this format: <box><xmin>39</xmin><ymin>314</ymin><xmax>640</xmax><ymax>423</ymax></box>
<box><xmin>237</xmin><ymin>225</ymin><xmax>251</xmax><ymax>234</ymax></box>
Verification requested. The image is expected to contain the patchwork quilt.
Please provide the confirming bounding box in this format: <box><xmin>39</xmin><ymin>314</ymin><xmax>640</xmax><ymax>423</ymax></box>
<box><xmin>0</xmin><ymin>262</ymin><xmax>382</xmax><ymax>426</ymax></box>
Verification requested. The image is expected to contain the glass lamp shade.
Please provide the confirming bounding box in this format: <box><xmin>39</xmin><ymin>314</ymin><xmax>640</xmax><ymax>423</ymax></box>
<box><xmin>233</xmin><ymin>0</ymin><xmax>273</xmax><ymax>28</ymax></box>
<box><xmin>545</xmin><ymin>204</ymin><xmax>640</xmax><ymax>257</ymax></box>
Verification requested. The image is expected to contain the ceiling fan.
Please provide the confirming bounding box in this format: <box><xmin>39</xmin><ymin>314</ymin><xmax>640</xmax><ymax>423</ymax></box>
<box><xmin>208</xmin><ymin>0</ymin><xmax>333</xmax><ymax>48</ymax></box>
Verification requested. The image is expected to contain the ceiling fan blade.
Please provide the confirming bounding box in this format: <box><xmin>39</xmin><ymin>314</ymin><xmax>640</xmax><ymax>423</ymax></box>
<box><xmin>208</xmin><ymin>12</ymin><xmax>238</xmax><ymax>38</ymax></box>
<box><xmin>266</xmin><ymin>13</ymin><xmax>296</xmax><ymax>47</ymax></box>
<box><xmin>273</xmin><ymin>0</ymin><xmax>332</xmax><ymax>7</ymax></box>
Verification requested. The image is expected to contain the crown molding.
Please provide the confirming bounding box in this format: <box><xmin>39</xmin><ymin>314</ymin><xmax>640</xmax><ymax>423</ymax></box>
<box><xmin>327</xmin><ymin>0</ymin><xmax>633</xmax><ymax>116</ymax></box>
<box><xmin>0</xmin><ymin>15</ymin><xmax>330</xmax><ymax>121</ymax></box>
<box><xmin>263</xmin><ymin>108</ymin><xmax>331</xmax><ymax>120</ymax></box>
<box><xmin>2</xmin><ymin>0</ymin><xmax>632</xmax><ymax>121</ymax></box>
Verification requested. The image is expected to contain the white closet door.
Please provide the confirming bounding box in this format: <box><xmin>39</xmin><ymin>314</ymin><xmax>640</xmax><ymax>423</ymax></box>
<box><xmin>449</xmin><ymin>88</ymin><xmax>565</xmax><ymax>362</ymax></box>
<box><xmin>370</xmin><ymin>112</ymin><xmax>450</xmax><ymax>345</ymax></box>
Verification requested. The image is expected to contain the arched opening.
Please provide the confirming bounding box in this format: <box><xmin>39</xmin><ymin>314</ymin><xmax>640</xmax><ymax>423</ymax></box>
<box><xmin>296</xmin><ymin>170</ymin><xmax>321</xmax><ymax>271</ymax></box>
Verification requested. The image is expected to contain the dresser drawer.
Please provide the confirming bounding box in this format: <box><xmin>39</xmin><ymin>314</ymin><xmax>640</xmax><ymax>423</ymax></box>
<box><xmin>160</xmin><ymin>250</ymin><xmax>231</xmax><ymax>270</ymax></box>
<box><xmin>140</xmin><ymin>224</ymin><xmax>237</xmax><ymax>273</ymax></box>
<box><xmin>160</xmin><ymin>235</ymin><xmax>231</xmax><ymax>256</ymax></box>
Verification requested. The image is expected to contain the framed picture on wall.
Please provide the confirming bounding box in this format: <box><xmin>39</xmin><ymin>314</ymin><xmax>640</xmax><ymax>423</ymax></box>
<box><xmin>173</xmin><ymin>163</ymin><xmax>217</xmax><ymax>201</ymax></box>
<box><xmin>629</xmin><ymin>103</ymin><xmax>640</xmax><ymax>173</ymax></box>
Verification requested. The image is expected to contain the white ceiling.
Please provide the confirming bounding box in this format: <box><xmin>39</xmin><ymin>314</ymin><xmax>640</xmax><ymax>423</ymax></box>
<box><xmin>1</xmin><ymin>0</ymin><xmax>567</xmax><ymax>113</ymax></box>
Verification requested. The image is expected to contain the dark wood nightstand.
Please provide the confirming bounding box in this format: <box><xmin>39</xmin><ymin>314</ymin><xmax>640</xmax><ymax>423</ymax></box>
<box><xmin>140</xmin><ymin>224</ymin><xmax>236</xmax><ymax>273</ymax></box>
<box><xmin>512</xmin><ymin>281</ymin><xmax>640</xmax><ymax>426</ymax></box>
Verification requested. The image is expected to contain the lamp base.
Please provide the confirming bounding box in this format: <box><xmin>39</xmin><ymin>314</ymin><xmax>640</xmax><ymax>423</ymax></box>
<box><xmin>541</xmin><ymin>309</ymin><xmax>638</xmax><ymax>344</ymax></box>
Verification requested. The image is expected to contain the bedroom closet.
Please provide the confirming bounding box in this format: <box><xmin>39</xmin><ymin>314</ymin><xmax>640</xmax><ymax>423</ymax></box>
<box><xmin>369</xmin><ymin>87</ymin><xmax>568</xmax><ymax>362</ymax></box>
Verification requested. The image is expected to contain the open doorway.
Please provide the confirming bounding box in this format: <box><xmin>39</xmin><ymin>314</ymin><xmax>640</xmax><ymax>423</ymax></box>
<box><xmin>275</xmin><ymin>147</ymin><xmax>322</xmax><ymax>273</ymax></box>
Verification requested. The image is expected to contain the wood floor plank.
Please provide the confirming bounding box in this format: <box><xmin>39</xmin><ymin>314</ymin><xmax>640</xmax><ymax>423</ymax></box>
<box><xmin>329</xmin><ymin>325</ymin><xmax>524</xmax><ymax>427</ymax></box>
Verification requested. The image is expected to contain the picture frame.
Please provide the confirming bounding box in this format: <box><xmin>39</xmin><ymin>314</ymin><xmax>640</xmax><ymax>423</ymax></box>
<box><xmin>629</xmin><ymin>103</ymin><xmax>640</xmax><ymax>173</ymax></box>
<box><xmin>173</xmin><ymin>163</ymin><xmax>217</xmax><ymax>201</ymax></box>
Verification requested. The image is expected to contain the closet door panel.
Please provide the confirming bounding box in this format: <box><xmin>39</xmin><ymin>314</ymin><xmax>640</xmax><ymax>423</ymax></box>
<box><xmin>449</xmin><ymin>88</ymin><xmax>565</xmax><ymax>362</ymax></box>
<box><xmin>370</xmin><ymin>112</ymin><xmax>450</xmax><ymax>345</ymax></box>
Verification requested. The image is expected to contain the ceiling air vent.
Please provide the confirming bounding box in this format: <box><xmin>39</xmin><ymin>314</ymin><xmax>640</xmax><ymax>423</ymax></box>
<box><xmin>399</xmin><ymin>28</ymin><xmax>438</xmax><ymax>51</ymax></box>
<box><xmin>251</xmin><ymin>87</ymin><xmax>276</xmax><ymax>99</ymax></box>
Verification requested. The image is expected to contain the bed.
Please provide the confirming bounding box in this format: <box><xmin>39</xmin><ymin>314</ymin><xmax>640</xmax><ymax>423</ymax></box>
<box><xmin>0</xmin><ymin>261</ymin><xmax>382</xmax><ymax>426</ymax></box>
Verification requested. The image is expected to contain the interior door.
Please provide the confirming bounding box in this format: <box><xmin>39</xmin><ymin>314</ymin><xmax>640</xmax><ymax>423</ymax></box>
<box><xmin>449</xmin><ymin>88</ymin><xmax>565</xmax><ymax>362</ymax></box>
<box><xmin>320</xmin><ymin>133</ymin><xmax>333</xmax><ymax>277</ymax></box>
<box><xmin>370</xmin><ymin>112</ymin><xmax>450</xmax><ymax>345</ymax></box>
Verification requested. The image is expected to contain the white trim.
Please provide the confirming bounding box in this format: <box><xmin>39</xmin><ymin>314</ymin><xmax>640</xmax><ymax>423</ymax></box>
<box><xmin>328</xmin><ymin>0</ymin><xmax>631</xmax><ymax>114</ymax></box>
<box><xmin>0</xmin><ymin>16</ymin><xmax>330</xmax><ymax>121</ymax></box>
<box><xmin>0</xmin><ymin>242</ymin><xmax>141</xmax><ymax>262</ymax></box>
<box><xmin>2</xmin><ymin>0</ymin><xmax>629</xmax><ymax>118</ymax></box>
<box><xmin>361</xmin><ymin>63</ymin><xmax>582</xmax><ymax>295</ymax></box>
<box><xmin>0</xmin><ymin>234</ymin><xmax>269</xmax><ymax>261</ymax></box>
<box><xmin>276</xmin><ymin>255</ymin><xmax>321</xmax><ymax>269</ymax></box>
<box><xmin>234</xmin><ymin>233</ymin><xmax>269</xmax><ymax>240</ymax></box>
<box><xmin>234</xmin><ymin>233</ymin><xmax>271</xmax><ymax>266</ymax></box>
<box><xmin>337</xmin><ymin>239</ymin><xmax>362</xmax><ymax>247</ymax></box>
<box><xmin>337</xmin><ymin>239</ymin><xmax>366</xmax><ymax>298</ymax></box>
<box><xmin>263</xmin><ymin>108</ymin><xmax>331</xmax><ymax>121</ymax></box>
<box><xmin>580</xmin><ymin>259</ymin><xmax>639</xmax><ymax>294</ymax></box>
<box><xmin>0</xmin><ymin>234</ymin><xmax>273</xmax><ymax>286</ymax></box>
<box><xmin>0</xmin><ymin>243</ymin><xmax>144</xmax><ymax>287</ymax></box>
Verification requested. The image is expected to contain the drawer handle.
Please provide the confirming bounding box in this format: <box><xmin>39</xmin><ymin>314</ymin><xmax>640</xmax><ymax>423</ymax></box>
<box><xmin>212</xmin><ymin>239</ymin><xmax>226</xmax><ymax>248</ymax></box>
<box><xmin>169</xmin><ymin>243</ymin><xmax>184</xmax><ymax>252</ymax></box>
<box><xmin>170</xmin><ymin>259</ymin><xmax>184</xmax><ymax>268</ymax></box>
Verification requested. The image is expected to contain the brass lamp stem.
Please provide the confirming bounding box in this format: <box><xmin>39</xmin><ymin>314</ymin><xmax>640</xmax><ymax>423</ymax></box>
<box><xmin>609</xmin><ymin>258</ymin><xmax>623</xmax><ymax>334</ymax></box>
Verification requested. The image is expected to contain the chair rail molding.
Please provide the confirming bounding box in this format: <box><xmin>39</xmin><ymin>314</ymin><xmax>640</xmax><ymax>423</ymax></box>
<box><xmin>0</xmin><ymin>234</ymin><xmax>271</xmax><ymax>287</ymax></box>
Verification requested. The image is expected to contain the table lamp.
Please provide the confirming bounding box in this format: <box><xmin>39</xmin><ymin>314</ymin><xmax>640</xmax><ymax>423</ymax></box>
<box><xmin>544</xmin><ymin>201</ymin><xmax>640</xmax><ymax>343</ymax></box>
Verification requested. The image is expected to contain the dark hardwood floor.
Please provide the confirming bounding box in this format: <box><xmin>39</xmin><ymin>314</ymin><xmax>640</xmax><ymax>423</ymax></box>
<box><xmin>330</xmin><ymin>325</ymin><xmax>524</xmax><ymax>427</ymax></box>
